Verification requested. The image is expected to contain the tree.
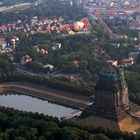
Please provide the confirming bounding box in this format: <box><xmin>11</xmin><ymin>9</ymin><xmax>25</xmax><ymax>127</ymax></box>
<box><xmin>61</xmin><ymin>127</ymin><xmax>79</xmax><ymax>140</ymax></box>
<box><xmin>89</xmin><ymin>134</ymin><xmax>110</xmax><ymax>140</ymax></box>
<box><xmin>15</xmin><ymin>137</ymin><xmax>26</xmax><ymax>140</ymax></box>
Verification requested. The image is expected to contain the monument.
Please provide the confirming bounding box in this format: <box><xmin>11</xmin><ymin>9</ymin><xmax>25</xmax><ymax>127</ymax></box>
<box><xmin>82</xmin><ymin>65</ymin><xmax>140</xmax><ymax>121</ymax></box>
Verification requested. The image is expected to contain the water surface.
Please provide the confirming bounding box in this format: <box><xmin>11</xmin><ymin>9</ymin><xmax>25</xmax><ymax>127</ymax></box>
<box><xmin>0</xmin><ymin>94</ymin><xmax>78</xmax><ymax>119</ymax></box>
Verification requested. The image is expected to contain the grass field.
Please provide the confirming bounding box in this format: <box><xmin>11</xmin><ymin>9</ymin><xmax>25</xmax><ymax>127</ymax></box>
<box><xmin>73</xmin><ymin>115</ymin><xmax>140</xmax><ymax>132</ymax></box>
<box><xmin>73</xmin><ymin>116</ymin><xmax>120</xmax><ymax>131</ymax></box>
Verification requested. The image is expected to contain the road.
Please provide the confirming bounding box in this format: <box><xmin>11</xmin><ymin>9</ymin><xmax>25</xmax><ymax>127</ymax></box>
<box><xmin>0</xmin><ymin>0</ymin><xmax>43</xmax><ymax>13</ymax></box>
<box><xmin>82</xmin><ymin>2</ymin><xmax>114</xmax><ymax>37</ymax></box>
<box><xmin>0</xmin><ymin>82</ymin><xmax>92</xmax><ymax>109</ymax></box>
<box><xmin>0</xmin><ymin>3</ymin><xmax>31</xmax><ymax>13</ymax></box>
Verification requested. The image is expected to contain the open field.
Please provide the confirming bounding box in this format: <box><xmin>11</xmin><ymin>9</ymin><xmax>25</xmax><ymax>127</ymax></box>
<box><xmin>73</xmin><ymin>116</ymin><xmax>120</xmax><ymax>131</ymax></box>
<box><xmin>73</xmin><ymin>115</ymin><xmax>140</xmax><ymax>132</ymax></box>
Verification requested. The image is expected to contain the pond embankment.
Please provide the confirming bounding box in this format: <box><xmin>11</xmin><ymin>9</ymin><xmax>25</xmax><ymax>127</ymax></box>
<box><xmin>0</xmin><ymin>82</ymin><xmax>92</xmax><ymax>109</ymax></box>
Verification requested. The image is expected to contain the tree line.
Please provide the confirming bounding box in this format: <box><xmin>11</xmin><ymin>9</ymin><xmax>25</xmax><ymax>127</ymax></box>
<box><xmin>0</xmin><ymin>105</ymin><xmax>139</xmax><ymax>140</ymax></box>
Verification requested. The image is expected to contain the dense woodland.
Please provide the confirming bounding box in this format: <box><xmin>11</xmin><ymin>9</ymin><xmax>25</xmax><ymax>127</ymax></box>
<box><xmin>0</xmin><ymin>106</ymin><xmax>139</xmax><ymax>140</ymax></box>
<box><xmin>104</xmin><ymin>17</ymin><xmax>139</xmax><ymax>38</ymax></box>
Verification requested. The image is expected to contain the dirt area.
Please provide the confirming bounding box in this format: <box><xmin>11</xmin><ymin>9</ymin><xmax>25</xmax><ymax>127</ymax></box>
<box><xmin>119</xmin><ymin>116</ymin><xmax>140</xmax><ymax>132</ymax></box>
